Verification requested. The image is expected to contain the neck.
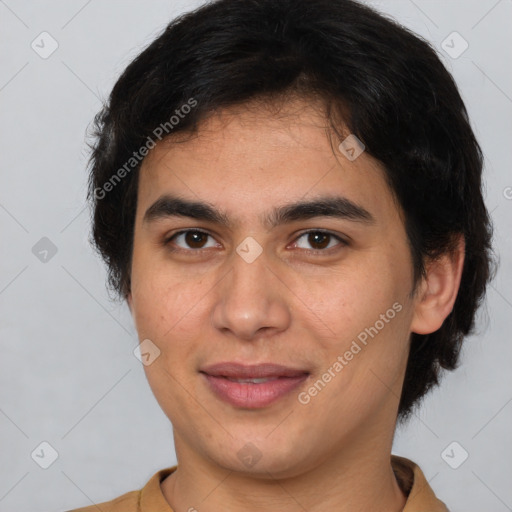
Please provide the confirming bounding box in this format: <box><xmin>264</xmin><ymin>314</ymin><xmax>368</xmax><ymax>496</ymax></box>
<box><xmin>161</xmin><ymin>428</ymin><xmax>406</xmax><ymax>512</ymax></box>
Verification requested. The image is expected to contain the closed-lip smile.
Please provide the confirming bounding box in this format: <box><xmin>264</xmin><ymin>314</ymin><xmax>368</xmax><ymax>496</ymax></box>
<box><xmin>200</xmin><ymin>362</ymin><xmax>310</xmax><ymax>408</ymax></box>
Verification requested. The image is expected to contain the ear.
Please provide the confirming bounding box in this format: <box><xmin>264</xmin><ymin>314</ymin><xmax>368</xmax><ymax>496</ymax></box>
<box><xmin>410</xmin><ymin>235</ymin><xmax>465</xmax><ymax>335</ymax></box>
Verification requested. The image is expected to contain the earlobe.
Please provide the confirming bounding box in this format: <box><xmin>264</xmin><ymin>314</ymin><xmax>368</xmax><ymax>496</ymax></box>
<box><xmin>410</xmin><ymin>235</ymin><xmax>465</xmax><ymax>335</ymax></box>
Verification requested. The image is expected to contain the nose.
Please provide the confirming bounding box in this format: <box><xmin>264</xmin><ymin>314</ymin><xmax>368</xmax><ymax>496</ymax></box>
<box><xmin>211</xmin><ymin>249</ymin><xmax>292</xmax><ymax>341</ymax></box>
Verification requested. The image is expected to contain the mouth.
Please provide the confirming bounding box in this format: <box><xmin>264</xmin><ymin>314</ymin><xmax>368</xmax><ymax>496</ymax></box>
<box><xmin>199</xmin><ymin>362</ymin><xmax>310</xmax><ymax>408</ymax></box>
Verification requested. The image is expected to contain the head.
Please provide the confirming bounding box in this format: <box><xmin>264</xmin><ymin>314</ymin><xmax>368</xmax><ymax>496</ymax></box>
<box><xmin>87</xmin><ymin>0</ymin><xmax>494</xmax><ymax>475</ymax></box>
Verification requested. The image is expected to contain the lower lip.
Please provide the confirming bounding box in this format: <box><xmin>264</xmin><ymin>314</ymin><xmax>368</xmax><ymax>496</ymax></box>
<box><xmin>202</xmin><ymin>373</ymin><xmax>309</xmax><ymax>408</ymax></box>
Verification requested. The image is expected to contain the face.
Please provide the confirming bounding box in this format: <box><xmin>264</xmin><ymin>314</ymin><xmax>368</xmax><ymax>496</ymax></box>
<box><xmin>128</xmin><ymin>100</ymin><xmax>422</xmax><ymax>478</ymax></box>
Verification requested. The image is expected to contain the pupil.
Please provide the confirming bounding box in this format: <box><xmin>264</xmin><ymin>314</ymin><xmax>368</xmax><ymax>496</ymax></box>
<box><xmin>309</xmin><ymin>232</ymin><xmax>329</xmax><ymax>249</ymax></box>
<box><xmin>186</xmin><ymin>231</ymin><xmax>206</xmax><ymax>248</ymax></box>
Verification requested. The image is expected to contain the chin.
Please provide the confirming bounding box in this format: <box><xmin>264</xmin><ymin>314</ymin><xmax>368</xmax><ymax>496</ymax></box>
<box><xmin>203</xmin><ymin>433</ymin><xmax>316</xmax><ymax>479</ymax></box>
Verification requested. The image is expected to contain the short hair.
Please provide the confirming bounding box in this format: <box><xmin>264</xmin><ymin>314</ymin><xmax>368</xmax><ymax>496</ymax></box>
<box><xmin>87</xmin><ymin>0</ymin><xmax>495</xmax><ymax>419</ymax></box>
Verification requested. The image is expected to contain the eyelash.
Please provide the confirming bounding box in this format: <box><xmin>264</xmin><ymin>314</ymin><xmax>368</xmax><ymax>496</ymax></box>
<box><xmin>163</xmin><ymin>229</ymin><xmax>348</xmax><ymax>254</ymax></box>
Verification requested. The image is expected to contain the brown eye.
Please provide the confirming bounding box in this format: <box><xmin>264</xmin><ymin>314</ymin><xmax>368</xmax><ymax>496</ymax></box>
<box><xmin>184</xmin><ymin>231</ymin><xmax>208</xmax><ymax>248</ymax></box>
<box><xmin>167</xmin><ymin>230</ymin><xmax>218</xmax><ymax>250</ymax></box>
<box><xmin>294</xmin><ymin>230</ymin><xmax>346</xmax><ymax>251</ymax></box>
<box><xmin>308</xmin><ymin>232</ymin><xmax>330</xmax><ymax>249</ymax></box>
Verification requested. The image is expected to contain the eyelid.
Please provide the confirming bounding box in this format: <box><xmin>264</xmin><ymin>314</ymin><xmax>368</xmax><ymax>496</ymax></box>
<box><xmin>164</xmin><ymin>228</ymin><xmax>348</xmax><ymax>253</ymax></box>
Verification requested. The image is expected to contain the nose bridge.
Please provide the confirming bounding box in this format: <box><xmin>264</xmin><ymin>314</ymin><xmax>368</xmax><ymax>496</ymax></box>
<box><xmin>230</xmin><ymin>247</ymin><xmax>271</xmax><ymax>300</ymax></box>
<box><xmin>211</xmin><ymin>245</ymin><xmax>291</xmax><ymax>339</ymax></box>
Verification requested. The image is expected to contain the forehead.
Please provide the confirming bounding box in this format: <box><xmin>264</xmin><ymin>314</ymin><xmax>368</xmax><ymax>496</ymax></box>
<box><xmin>136</xmin><ymin>100</ymin><xmax>402</xmax><ymax>228</ymax></box>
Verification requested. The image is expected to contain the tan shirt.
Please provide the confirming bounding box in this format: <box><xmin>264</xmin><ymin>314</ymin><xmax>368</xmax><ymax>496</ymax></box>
<box><xmin>67</xmin><ymin>455</ymin><xmax>448</xmax><ymax>511</ymax></box>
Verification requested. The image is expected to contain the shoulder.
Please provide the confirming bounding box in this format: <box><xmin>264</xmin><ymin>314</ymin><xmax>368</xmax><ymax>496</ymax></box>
<box><xmin>64</xmin><ymin>489</ymin><xmax>139</xmax><ymax>512</ymax></box>
<box><xmin>392</xmin><ymin>455</ymin><xmax>450</xmax><ymax>512</ymax></box>
<box><xmin>64</xmin><ymin>466</ymin><xmax>177</xmax><ymax>512</ymax></box>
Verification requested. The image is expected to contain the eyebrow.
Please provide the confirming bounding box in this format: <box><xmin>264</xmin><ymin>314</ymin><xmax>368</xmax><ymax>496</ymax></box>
<box><xmin>143</xmin><ymin>194</ymin><xmax>376</xmax><ymax>229</ymax></box>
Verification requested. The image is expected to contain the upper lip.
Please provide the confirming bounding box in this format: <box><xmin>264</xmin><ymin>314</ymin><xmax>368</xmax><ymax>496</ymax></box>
<box><xmin>200</xmin><ymin>362</ymin><xmax>310</xmax><ymax>379</ymax></box>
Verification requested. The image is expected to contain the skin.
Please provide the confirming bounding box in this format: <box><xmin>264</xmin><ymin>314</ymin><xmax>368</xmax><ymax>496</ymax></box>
<box><xmin>127</xmin><ymin>98</ymin><xmax>464</xmax><ymax>512</ymax></box>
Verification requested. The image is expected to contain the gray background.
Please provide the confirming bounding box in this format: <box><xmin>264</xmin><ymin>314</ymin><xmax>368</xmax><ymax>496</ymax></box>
<box><xmin>0</xmin><ymin>0</ymin><xmax>511</xmax><ymax>510</ymax></box>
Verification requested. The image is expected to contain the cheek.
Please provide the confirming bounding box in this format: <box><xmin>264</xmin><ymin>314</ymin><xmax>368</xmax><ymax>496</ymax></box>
<box><xmin>130</xmin><ymin>247</ymin><xmax>209</xmax><ymax>338</ymax></box>
<box><xmin>297</xmin><ymin>306</ymin><xmax>411</xmax><ymax>432</ymax></box>
<box><xmin>297</xmin><ymin>262</ymin><xmax>400</xmax><ymax>340</ymax></box>
<box><xmin>133</xmin><ymin>270</ymin><xmax>209</xmax><ymax>421</ymax></box>
<box><xmin>296</xmin><ymin>254</ymin><xmax>412</xmax><ymax>391</ymax></box>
